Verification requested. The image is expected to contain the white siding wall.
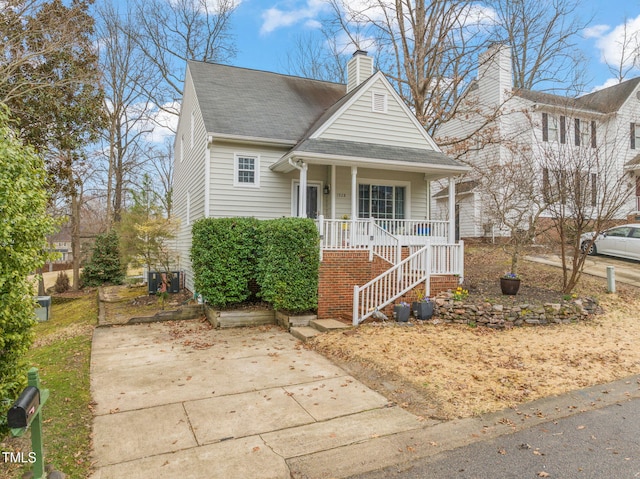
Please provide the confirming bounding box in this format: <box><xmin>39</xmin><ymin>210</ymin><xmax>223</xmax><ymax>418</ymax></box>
<box><xmin>319</xmin><ymin>77</ymin><xmax>434</xmax><ymax>150</ymax></box>
<box><xmin>173</xmin><ymin>69</ymin><xmax>208</xmax><ymax>292</ymax></box>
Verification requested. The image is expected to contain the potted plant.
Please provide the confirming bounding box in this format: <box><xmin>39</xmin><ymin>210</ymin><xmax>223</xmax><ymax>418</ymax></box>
<box><xmin>393</xmin><ymin>301</ymin><xmax>411</xmax><ymax>322</ymax></box>
<box><xmin>412</xmin><ymin>290</ymin><xmax>433</xmax><ymax>320</ymax></box>
<box><xmin>500</xmin><ymin>272</ymin><xmax>521</xmax><ymax>295</ymax></box>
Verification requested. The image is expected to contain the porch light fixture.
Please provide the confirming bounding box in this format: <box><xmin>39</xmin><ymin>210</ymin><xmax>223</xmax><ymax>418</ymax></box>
<box><xmin>323</xmin><ymin>184</ymin><xmax>330</xmax><ymax>195</ymax></box>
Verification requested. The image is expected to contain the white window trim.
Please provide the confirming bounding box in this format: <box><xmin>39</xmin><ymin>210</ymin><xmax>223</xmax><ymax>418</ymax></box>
<box><xmin>357</xmin><ymin>177</ymin><xmax>411</xmax><ymax>218</ymax></box>
<box><xmin>371</xmin><ymin>91</ymin><xmax>387</xmax><ymax>113</ymax></box>
<box><xmin>233</xmin><ymin>153</ymin><xmax>260</xmax><ymax>188</ymax></box>
<box><xmin>180</xmin><ymin>135</ymin><xmax>184</xmax><ymax>162</ymax></box>
<box><xmin>547</xmin><ymin>115</ymin><xmax>559</xmax><ymax>142</ymax></box>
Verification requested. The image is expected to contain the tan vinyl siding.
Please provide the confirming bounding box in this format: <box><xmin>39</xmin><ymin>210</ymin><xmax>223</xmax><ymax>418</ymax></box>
<box><xmin>319</xmin><ymin>78</ymin><xmax>433</xmax><ymax>150</ymax></box>
<box><xmin>330</xmin><ymin>166</ymin><xmax>428</xmax><ymax>219</ymax></box>
<box><xmin>173</xmin><ymin>69</ymin><xmax>207</xmax><ymax>292</ymax></box>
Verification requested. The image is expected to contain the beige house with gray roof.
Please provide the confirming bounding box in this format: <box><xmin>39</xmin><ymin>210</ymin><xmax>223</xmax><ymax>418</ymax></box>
<box><xmin>173</xmin><ymin>51</ymin><xmax>469</xmax><ymax>323</ymax></box>
<box><xmin>436</xmin><ymin>44</ymin><xmax>640</xmax><ymax>239</ymax></box>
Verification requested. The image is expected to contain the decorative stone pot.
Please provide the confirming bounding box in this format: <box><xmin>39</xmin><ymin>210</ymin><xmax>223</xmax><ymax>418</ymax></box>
<box><xmin>394</xmin><ymin>305</ymin><xmax>411</xmax><ymax>322</ymax></box>
<box><xmin>500</xmin><ymin>277</ymin><xmax>521</xmax><ymax>295</ymax></box>
<box><xmin>412</xmin><ymin>301</ymin><xmax>434</xmax><ymax>320</ymax></box>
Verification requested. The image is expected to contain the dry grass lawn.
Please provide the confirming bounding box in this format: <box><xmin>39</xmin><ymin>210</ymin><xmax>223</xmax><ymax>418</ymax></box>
<box><xmin>309</xmin><ymin>245</ymin><xmax>640</xmax><ymax>420</ymax></box>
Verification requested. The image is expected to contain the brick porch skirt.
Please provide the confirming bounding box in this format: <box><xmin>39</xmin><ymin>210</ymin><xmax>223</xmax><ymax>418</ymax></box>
<box><xmin>318</xmin><ymin>250</ymin><xmax>458</xmax><ymax>321</ymax></box>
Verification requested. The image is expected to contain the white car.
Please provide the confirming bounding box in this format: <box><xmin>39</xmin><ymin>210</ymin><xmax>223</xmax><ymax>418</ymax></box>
<box><xmin>580</xmin><ymin>224</ymin><xmax>640</xmax><ymax>261</ymax></box>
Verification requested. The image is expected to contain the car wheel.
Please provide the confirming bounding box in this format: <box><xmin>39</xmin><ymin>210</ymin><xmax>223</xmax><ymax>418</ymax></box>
<box><xmin>581</xmin><ymin>241</ymin><xmax>597</xmax><ymax>256</ymax></box>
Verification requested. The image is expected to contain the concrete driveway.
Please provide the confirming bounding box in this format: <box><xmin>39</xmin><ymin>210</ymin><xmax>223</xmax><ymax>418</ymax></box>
<box><xmin>89</xmin><ymin>322</ymin><xmax>426</xmax><ymax>479</ymax></box>
<box><xmin>525</xmin><ymin>253</ymin><xmax>640</xmax><ymax>288</ymax></box>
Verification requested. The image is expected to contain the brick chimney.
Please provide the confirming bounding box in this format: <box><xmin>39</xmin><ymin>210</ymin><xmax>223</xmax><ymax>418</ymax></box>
<box><xmin>347</xmin><ymin>50</ymin><xmax>373</xmax><ymax>93</ymax></box>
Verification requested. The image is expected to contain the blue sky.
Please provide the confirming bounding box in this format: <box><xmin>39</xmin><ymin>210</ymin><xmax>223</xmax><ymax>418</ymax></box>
<box><xmin>230</xmin><ymin>0</ymin><xmax>640</xmax><ymax>93</ymax></box>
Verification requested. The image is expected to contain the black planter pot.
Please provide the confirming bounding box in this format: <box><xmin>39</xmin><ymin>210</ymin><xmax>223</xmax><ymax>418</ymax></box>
<box><xmin>500</xmin><ymin>277</ymin><xmax>521</xmax><ymax>295</ymax></box>
<box><xmin>412</xmin><ymin>301</ymin><xmax>434</xmax><ymax>320</ymax></box>
<box><xmin>394</xmin><ymin>305</ymin><xmax>411</xmax><ymax>322</ymax></box>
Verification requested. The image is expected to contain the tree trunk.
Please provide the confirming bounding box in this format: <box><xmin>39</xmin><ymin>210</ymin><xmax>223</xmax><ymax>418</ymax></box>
<box><xmin>71</xmin><ymin>189</ymin><xmax>81</xmax><ymax>290</ymax></box>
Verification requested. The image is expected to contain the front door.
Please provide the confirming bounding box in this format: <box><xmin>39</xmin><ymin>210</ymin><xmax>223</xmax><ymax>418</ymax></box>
<box><xmin>293</xmin><ymin>182</ymin><xmax>321</xmax><ymax>219</ymax></box>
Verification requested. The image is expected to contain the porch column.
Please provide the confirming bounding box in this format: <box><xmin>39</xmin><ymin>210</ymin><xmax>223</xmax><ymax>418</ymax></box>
<box><xmin>350</xmin><ymin>166</ymin><xmax>358</xmax><ymax>220</ymax></box>
<box><xmin>425</xmin><ymin>178</ymin><xmax>431</xmax><ymax>220</ymax></box>
<box><xmin>300</xmin><ymin>161</ymin><xmax>308</xmax><ymax>218</ymax></box>
<box><xmin>448</xmin><ymin>176</ymin><xmax>456</xmax><ymax>243</ymax></box>
<box><xmin>330</xmin><ymin>164</ymin><xmax>336</xmax><ymax>219</ymax></box>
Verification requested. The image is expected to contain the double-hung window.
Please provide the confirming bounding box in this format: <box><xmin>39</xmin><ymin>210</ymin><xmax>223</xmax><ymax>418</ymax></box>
<box><xmin>234</xmin><ymin>154</ymin><xmax>259</xmax><ymax>187</ymax></box>
<box><xmin>358</xmin><ymin>184</ymin><xmax>406</xmax><ymax>219</ymax></box>
<box><xmin>542</xmin><ymin>113</ymin><xmax>558</xmax><ymax>142</ymax></box>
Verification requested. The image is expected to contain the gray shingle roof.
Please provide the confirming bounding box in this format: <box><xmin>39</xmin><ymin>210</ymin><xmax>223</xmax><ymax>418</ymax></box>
<box><xmin>294</xmin><ymin>138</ymin><xmax>462</xmax><ymax>167</ymax></box>
<box><xmin>188</xmin><ymin>60</ymin><xmax>346</xmax><ymax>141</ymax></box>
<box><xmin>514</xmin><ymin>77</ymin><xmax>640</xmax><ymax>114</ymax></box>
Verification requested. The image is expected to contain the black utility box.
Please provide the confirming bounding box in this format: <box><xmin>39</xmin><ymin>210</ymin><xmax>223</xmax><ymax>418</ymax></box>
<box><xmin>148</xmin><ymin>271</ymin><xmax>181</xmax><ymax>294</ymax></box>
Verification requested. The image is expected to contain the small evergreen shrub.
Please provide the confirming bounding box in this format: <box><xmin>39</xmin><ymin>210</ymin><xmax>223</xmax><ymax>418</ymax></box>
<box><xmin>191</xmin><ymin>217</ymin><xmax>260</xmax><ymax>308</ymax></box>
<box><xmin>53</xmin><ymin>271</ymin><xmax>71</xmax><ymax>293</ymax></box>
<box><xmin>257</xmin><ymin>218</ymin><xmax>319</xmax><ymax>313</ymax></box>
<box><xmin>81</xmin><ymin>230</ymin><xmax>125</xmax><ymax>287</ymax></box>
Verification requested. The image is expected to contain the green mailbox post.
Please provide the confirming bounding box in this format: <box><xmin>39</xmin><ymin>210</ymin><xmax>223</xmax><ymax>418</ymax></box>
<box><xmin>7</xmin><ymin>368</ymin><xmax>49</xmax><ymax>479</ymax></box>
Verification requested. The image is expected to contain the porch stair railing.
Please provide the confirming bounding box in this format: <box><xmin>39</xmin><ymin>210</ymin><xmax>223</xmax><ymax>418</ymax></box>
<box><xmin>353</xmin><ymin>240</ymin><xmax>464</xmax><ymax>326</ymax></box>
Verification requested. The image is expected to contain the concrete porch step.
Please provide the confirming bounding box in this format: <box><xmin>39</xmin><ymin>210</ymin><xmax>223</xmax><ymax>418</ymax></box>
<box><xmin>291</xmin><ymin>319</ymin><xmax>352</xmax><ymax>342</ymax></box>
<box><xmin>290</xmin><ymin>326</ymin><xmax>321</xmax><ymax>342</ymax></box>
<box><xmin>310</xmin><ymin>319</ymin><xmax>351</xmax><ymax>332</ymax></box>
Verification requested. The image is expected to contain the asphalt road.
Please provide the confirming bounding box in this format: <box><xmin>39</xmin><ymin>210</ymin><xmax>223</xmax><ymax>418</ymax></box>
<box><xmin>349</xmin><ymin>398</ymin><xmax>640</xmax><ymax>479</ymax></box>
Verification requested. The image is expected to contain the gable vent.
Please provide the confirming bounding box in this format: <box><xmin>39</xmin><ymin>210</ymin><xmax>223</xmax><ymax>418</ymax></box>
<box><xmin>372</xmin><ymin>91</ymin><xmax>387</xmax><ymax>113</ymax></box>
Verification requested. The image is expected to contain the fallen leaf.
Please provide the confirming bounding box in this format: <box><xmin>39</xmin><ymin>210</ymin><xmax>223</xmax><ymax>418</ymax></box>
<box><xmin>537</xmin><ymin>472</ymin><xmax>550</xmax><ymax>477</ymax></box>
<box><xmin>252</xmin><ymin>447</ymin><xmax>260</xmax><ymax>452</ymax></box>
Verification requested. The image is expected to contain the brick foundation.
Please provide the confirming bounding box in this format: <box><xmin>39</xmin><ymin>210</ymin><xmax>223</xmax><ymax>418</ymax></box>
<box><xmin>318</xmin><ymin>250</ymin><xmax>459</xmax><ymax>321</ymax></box>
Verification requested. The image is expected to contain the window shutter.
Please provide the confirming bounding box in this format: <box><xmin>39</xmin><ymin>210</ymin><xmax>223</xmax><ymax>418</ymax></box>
<box><xmin>574</xmin><ymin>119</ymin><xmax>580</xmax><ymax>146</ymax></box>
<box><xmin>560</xmin><ymin>116</ymin><xmax>566</xmax><ymax>144</ymax></box>
<box><xmin>591</xmin><ymin>121</ymin><xmax>596</xmax><ymax>148</ymax></box>
<box><xmin>631</xmin><ymin>123</ymin><xmax>636</xmax><ymax>150</ymax></box>
<box><xmin>542</xmin><ymin>113</ymin><xmax>548</xmax><ymax>142</ymax></box>
<box><xmin>591</xmin><ymin>173</ymin><xmax>597</xmax><ymax>207</ymax></box>
<box><xmin>542</xmin><ymin>168</ymin><xmax>550</xmax><ymax>202</ymax></box>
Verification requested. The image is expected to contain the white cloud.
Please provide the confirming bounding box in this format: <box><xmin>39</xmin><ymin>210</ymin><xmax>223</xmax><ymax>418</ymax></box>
<box><xmin>591</xmin><ymin>77</ymin><xmax>621</xmax><ymax>92</ymax></box>
<box><xmin>141</xmin><ymin>102</ymin><xmax>180</xmax><ymax>144</ymax></box>
<box><xmin>591</xmin><ymin>15</ymin><xmax>640</xmax><ymax>69</ymax></box>
<box><xmin>260</xmin><ymin>0</ymin><xmax>328</xmax><ymax>35</ymax></box>
<box><xmin>583</xmin><ymin>24</ymin><xmax>610</xmax><ymax>39</ymax></box>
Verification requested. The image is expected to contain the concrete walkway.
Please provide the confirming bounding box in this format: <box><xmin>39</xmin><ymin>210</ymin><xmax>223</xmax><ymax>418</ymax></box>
<box><xmin>524</xmin><ymin>253</ymin><xmax>640</xmax><ymax>288</ymax></box>
<box><xmin>89</xmin><ymin>322</ymin><xmax>428</xmax><ymax>479</ymax></box>
<box><xmin>89</xmin><ymin>321</ymin><xmax>640</xmax><ymax>478</ymax></box>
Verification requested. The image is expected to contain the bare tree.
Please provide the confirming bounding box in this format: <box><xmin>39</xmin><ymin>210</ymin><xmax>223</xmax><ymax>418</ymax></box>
<box><xmin>284</xmin><ymin>32</ymin><xmax>347</xmax><ymax>83</ymax></box>
<box><xmin>604</xmin><ymin>17</ymin><xmax>640</xmax><ymax>83</ymax></box>
<box><xmin>327</xmin><ymin>0</ymin><xmax>492</xmax><ymax>135</ymax></box>
<box><xmin>535</xmin><ymin>116</ymin><xmax>634</xmax><ymax>293</ymax></box>
<box><xmin>96</xmin><ymin>2</ymin><xmax>155</xmax><ymax>225</ymax></box>
<box><xmin>472</xmin><ymin>135</ymin><xmax>548</xmax><ymax>276</ymax></box>
<box><xmin>127</xmin><ymin>0</ymin><xmax>238</xmax><ymax>123</ymax></box>
<box><xmin>486</xmin><ymin>0</ymin><xmax>592</xmax><ymax>94</ymax></box>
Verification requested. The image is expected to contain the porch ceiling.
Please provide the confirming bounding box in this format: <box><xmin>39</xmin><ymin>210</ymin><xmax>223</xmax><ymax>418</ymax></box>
<box><xmin>271</xmin><ymin>138</ymin><xmax>470</xmax><ymax>179</ymax></box>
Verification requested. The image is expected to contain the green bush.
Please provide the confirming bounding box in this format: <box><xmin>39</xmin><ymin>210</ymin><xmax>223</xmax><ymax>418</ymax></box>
<box><xmin>0</xmin><ymin>106</ymin><xmax>55</xmax><ymax>433</ymax></box>
<box><xmin>257</xmin><ymin>218</ymin><xmax>319</xmax><ymax>313</ymax></box>
<box><xmin>81</xmin><ymin>230</ymin><xmax>125</xmax><ymax>287</ymax></box>
<box><xmin>191</xmin><ymin>217</ymin><xmax>260</xmax><ymax>308</ymax></box>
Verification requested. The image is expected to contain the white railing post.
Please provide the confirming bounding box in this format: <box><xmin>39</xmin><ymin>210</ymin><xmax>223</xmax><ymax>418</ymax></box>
<box><xmin>425</xmin><ymin>238</ymin><xmax>431</xmax><ymax>298</ymax></box>
<box><xmin>368</xmin><ymin>217</ymin><xmax>374</xmax><ymax>262</ymax></box>
<box><xmin>458</xmin><ymin>239</ymin><xmax>464</xmax><ymax>283</ymax></box>
<box><xmin>318</xmin><ymin>214</ymin><xmax>324</xmax><ymax>262</ymax></box>
<box><xmin>353</xmin><ymin>285</ymin><xmax>359</xmax><ymax>326</ymax></box>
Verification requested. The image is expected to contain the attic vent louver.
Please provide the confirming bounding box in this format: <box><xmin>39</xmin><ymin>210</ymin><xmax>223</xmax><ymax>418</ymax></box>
<box><xmin>372</xmin><ymin>91</ymin><xmax>387</xmax><ymax>113</ymax></box>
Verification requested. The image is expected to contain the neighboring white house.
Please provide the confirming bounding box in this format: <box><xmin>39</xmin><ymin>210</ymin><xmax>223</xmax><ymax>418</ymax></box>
<box><xmin>172</xmin><ymin>51</ymin><xmax>470</xmax><ymax>321</ymax></box>
<box><xmin>436</xmin><ymin>43</ymin><xmax>640</xmax><ymax>239</ymax></box>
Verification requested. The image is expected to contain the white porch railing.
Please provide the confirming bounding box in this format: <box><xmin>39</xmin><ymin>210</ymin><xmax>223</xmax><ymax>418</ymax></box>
<box><xmin>352</xmin><ymin>241</ymin><xmax>464</xmax><ymax>325</ymax></box>
<box><xmin>317</xmin><ymin>215</ymin><xmax>450</xmax><ymax>252</ymax></box>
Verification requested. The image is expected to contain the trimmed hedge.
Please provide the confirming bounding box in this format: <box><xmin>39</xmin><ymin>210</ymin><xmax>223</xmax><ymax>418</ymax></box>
<box><xmin>191</xmin><ymin>217</ymin><xmax>319</xmax><ymax>313</ymax></box>
<box><xmin>191</xmin><ymin>217</ymin><xmax>260</xmax><ymax>308</ymax></box>
<box><xmin>257</xmin><ymin>218</ymin><xmax>319</xmax><ymax>313</ymax></box>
